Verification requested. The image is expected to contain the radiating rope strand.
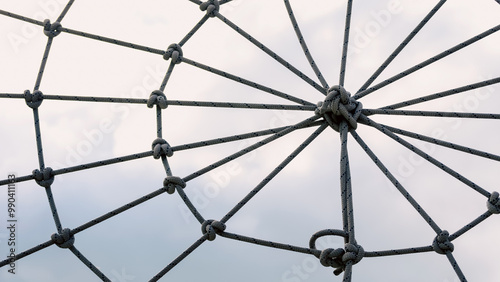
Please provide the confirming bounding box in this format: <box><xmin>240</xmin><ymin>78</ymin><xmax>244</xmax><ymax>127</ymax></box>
<box><xmin>339</xmin><ymin>0</ymin><xmax>354</xmax><ymax>87</ymax></box>
<box><xmin>284</xmin><ymin>0</ymin><xmax>329</xmax><ymax>89</ymax></box>
<box><xmin>362</xmin><ymin>108</ymin><xmax>500</xmax><ymax>119</ymax></box>
<box><xmin>178</xmin><ymin>13</ymin><xmax>210</xmax><ymax>46</ymax></box>
<box><xmin>69</xmin><ymin>246</ymin><xmax>112</xmax><ymax>282</ymax></box>
<box><xmin>0</xmin><ymin>9</ymin><xmax>45</xmax><ymax>26</ymax></box>
<box><xmin>354</xmin><ymin>23</ymin><xmax>500</xmax><ymax>99</ymax></box>
<box><xmin>357</xmin><ymin>0</ymin><xmax>447</xmax><ymax>92</ymax></box>
<box><xmin>449</xmin><ymin>211</ymin><xmax>492</xmax><ymax>241</ymax></box>
<box><xmin>359</xmin><ymin>115</ymin><xmax>491</xmax><ymax>197</ymax></box>
<box><xmin>445</xmin><ymin>252</ymin><xmax>467</xmax><ymax>282</ymax></box>
<box><xmin>214</xmin><ymin>10</ymin><xmax>326</xmax><ymax>94</ymax></box>
<box><xmin>56</xmin><ymin>0</ymin><xmax>76</xmax><ymax>22</ymax></box>
<box><xmin>364</xmin><ymin>246</ymin><xmax>434</xmax><ymax>257</ymax></box>
<box><xmin>382</xmin><ymin>76</ymin><xmax>500</xmax><ymax>110</ymax></box>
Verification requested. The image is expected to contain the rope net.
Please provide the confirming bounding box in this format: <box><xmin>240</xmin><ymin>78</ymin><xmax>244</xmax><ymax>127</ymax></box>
<box><xmin>0</xmin><ymin>0</ymin><xmax>499</xmax><ymax>281</ymax></box>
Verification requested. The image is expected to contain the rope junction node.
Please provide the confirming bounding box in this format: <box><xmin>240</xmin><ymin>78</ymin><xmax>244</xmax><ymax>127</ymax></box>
<box><xmin>0</xmin><ymin>1</ymin><xmax>499</xmax><ymax>281</ymax></box>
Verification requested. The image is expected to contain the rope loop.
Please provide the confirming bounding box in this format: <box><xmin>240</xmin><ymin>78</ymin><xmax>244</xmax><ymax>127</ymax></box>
<box><xmin>316</xmin><ymin>85</ymin><xmax>362</xmax><ymax>132</ymax></box>
<box><xmin>51</xmin><ymin>228</ymin><xmax>75</xmax><ymax>248</ymax></box>
<box><xmin>163</xmin><ymin>43</ymin><xmax>183</xmax><ymax>64</ymax></box>
<box><xmin>32</xmin><ymin>167</ymin><xmax>54</xmax><ymax>187</ymax></box>
<box><xmin>487</xmin><ymin>191</ymin><xmax>500</xmax><ymax>214</ymax></box>
<box><xmin>200</xmin><ymin>0</ymin><xmax>220</xmax><ymax>17</ymax></box>
<box><xmin>24</xmin><ymin>90</ymin><xmax>44</xmax><ymax>109</ymax></box>
<box><xmin>43</xmin><ymin>19</ymin><xmax>62</xmax><ymax>38</ymax></box>
<box><xmin>152</xmin><ymin>138</ymin><xmax>173</xmax><ymax>159</ymax></box>
<box><xmin>163</xmin><ymin>176</ymin><xmax>186</xmax><ymax>194</ymax></box>
<box><xmin>201</xmin><ymin>219</ymin><xmax>226</xmax><ymax>241</ymax></box>
<box><xmin>147</xmin><ymin>90</ymin><xmax>168</xmax><ymax>109</ymax></box>
<box><xmin>432</xmin><ymin>230</ymin><xmax>454</xmax><ymax>254</ymax></box>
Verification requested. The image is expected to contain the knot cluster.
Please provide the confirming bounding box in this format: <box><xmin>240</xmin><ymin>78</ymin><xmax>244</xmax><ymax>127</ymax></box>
<box><xmin>202</xmin><ymin>220</ymin><xmax>226</xmax><ymax>241</ymax></box>
<box><xmin>320</xmin><ymin>243</ymin><xmax>364</xmax><ymax>276</ymax></box>
<box><xmin>43</xmin><ymin>19</ymin><xmax>62</xmax><ymax>38</ymax></box>
<box><xmin>200</xmin><ymin>0</ymin><xmax>220</xmax><ymax>17</ymax></box>
<box><xmin>316</xmin><ymin>85</ymin><xmax>362</xmax><ymax>132</ymax></box>
<box><xmin>163</xmin><ymin>43</ymin><xmax>183</xmax><ymax>64</ymax></box>
<box><xmin>163</xmin><ymin>176</ymin><xmax>186</xmax><ymax>195</ymax></box>
<box><xmin>51</xmin><ymin>228</ymin><xmax>75</xmax><ymax>249</ymax></box>
<box><xmin>432</xmin><ymin>230</ymin><xmax>454</xmax><ymax>254</ymax></box>
<box><xmin>32</xmin><ymin>167</ymin><xmax>54</xmax><ymax>187</ymax></box>
<box><xmin>24</xmin><ymin>90</ymin><xmax>44</xmax><ymax>109</ymax></box>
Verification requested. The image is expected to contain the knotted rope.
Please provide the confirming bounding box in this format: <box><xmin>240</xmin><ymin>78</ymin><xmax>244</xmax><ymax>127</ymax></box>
<box><xmin>163</xmin><ymin>43</ymin><xmax>183</xmax><ymax>64</ymax></box>
<box><xmin>432</xmin><ymin>230</ymin><xmax>454</xmax><ymax>254</ymax></box>
<box><xmin>147</xmin><ymin>90</ymin><xmax>168</xmax><ymax>109</ymax></box>
<box><xmin>163</xmin><ymin>176</ymin><xmax>186</xmax><ymax>194</ymax></box>
<box><xmin>200</xmin><ymin>0</ymin><xmax>220</xmax><ymax>17</ymax></box>
<box><xmin>316</xmin><ymin>85</ymin><xmax>362</xmax><ymax>132</ymax></box>
<box><xmin>202</xmin><ymin>220</ymin><xmax>226</xmax><ymax>241</ymax></box>
<box><xmin>487</xmin><ymin>191</ymin><xmax>500</xmax><ymax>214</ymax></box>
<box><xmin>51</xmin><ymin>228</ymin><xmax>75</xmax><ymax>249</ymax></box>
<box><xmin>32</xmin><ymin>167</ymin><xmax>54</xmax><ymax>188</ymax></box>
<box><xmin>151</xmin><ymin>138</ymin><xmax>173</xmax><ymax>159</ymax></box>
<box><xmin>24</xmin><ymin>90</ymin><xmax>44</xmax><ymax>109</ymax></box>
<box><xmin>43</xmin><ymin>19</ymin><xmax>62</xmax><ymax>38</ymax></box>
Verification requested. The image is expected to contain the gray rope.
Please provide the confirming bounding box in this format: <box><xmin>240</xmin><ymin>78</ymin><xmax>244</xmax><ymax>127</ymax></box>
<box><xmin>178</xmin><ymin>14</ymin><xmax>210</xmax><ymax>47</ymax></box>
<box><xmin>449</xmin><ymin>211</ymin><xmax>492</xmax><ymax>241</ymax></box>
<box><xmin>354</xmin><ymin>23</ymin><xmax>500</xmax><ymax>99</ymax></box>
<box><xmin>339</xmin><ymin>0</ymin><xmax>354</xmax><ymax>87</ymax></box>
<box><xmin>445</xmin><ymin>251</ymin><xmax>467</xmax><ymax>282</ymax></box>
<box><xmin>213</xmin><ymin>11</ymin><xmax>326</xmax><ymax>94</ymax></box>
<box><xmin>284</xmin><ymin>0</ymin><xmax>329</xmax><ymax>89</ymax></box>
<box><xmin>364</xmin><ymin>246</ymin><xmax>434</xmax><ymax>257</ymax></box>
<box><xmin>182</xmin><ymin>57</ymin><xmax>315</xmax><ymax>106</ymax></box>
<box><xmin>359</xmin><ymin>115</ymin><xmax>491</xmax><ymax>197</ymax></box>
<box><xmin>362</xmin><ymin>108</ymin><xmax>500</xmax><ymax>120</ymax></box>
<box><xmin>381</xmin><ymin>76</ymin><xmax>500</xmax><ymax>110</ymax></box>
<box><xmin>69</xmin><ymin>246</ymin><xmax>112</xmax><ymax>282</ymax></box>
<box><xmin>0</xmin><ymin>9</ymin><xmax>45</xmax><ymax>26</ymax></box>
<box><xmin>56</xmin><ymin>0</ymin><xmax>76</xmax><ymax>23</ymax></box>
<box><xmin>357</xmin><ymin>0</ymin><xmax>447</xmax><ymax>92</ymax></box>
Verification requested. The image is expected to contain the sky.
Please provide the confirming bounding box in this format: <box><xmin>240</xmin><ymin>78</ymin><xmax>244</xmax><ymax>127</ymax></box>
<box><xmin>0</xmin><ymin>0</ymin><xmax>500</xmax><ymax>281</ymax></box>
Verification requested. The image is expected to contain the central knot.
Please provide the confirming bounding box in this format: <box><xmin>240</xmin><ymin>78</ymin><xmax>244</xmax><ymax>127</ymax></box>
<box><xmin>487</xmin><ymin>191</ymin><xmax>500</xmax><ymax>214</ymax></box>
<box><xmin>51</xmin><ymin>228</ymin><xmax>75</xmax><ymax>249</ymax></box>
<box><xmin>200</xmin><ymin>0</ymin><xmax>220</xmax><ymax>17</ymax></box>
<box><xmin>202</xmin><ymin>220</ymin><xmax>226</xmax><ymax>241</ymax></box>
<box><xmin>316</xmin><ymin>85</ymin><xmax>362</xmax><ymax>132</ymax></box>
<box><xmin>24</xmin><ymin>90</ymin><xmax>44</xmax><ymax>109</ymax></box>
<box><xmin>163</xmin><ymin>176</ymin><xmax>186</xmax><ymax>194</ymax></box>
<box><xmin>151</xmin><ymin>138</ymin><xmax>173</xmax><ymax>159</ymax></box>
<box><xmin>163</xmin><ymin>43</ymin><xmax>183</xmax><ymax>64</ymax></box>
<box><xmin>32</xmin><ymin>167</ymin><xmax>54</xmax><ymax>187</ymax></box>
<box><xmin>43</xmin><ymin>19</ymin><xmax>62</xmax><ymax>38</ymax></box>
<box><xmin>147</xmin><ymin>90</ymin><xmax>168</xmax><ymax>109</ymax></box>
<box><xmin>432</xmin><ymin>230</ymin><xmax>454</xmax><ymax>254</ymax></box>
<box><xmin>319</xmin><ymin>243</ymin><xmax>365</xmax><ymax>276</ymax></box>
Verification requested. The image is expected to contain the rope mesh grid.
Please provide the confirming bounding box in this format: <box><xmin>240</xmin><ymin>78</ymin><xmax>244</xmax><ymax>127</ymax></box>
<box><xmin>0</xmin><ymin>0</ymin><xmax>499</xmax><ymax>281</ymax></box>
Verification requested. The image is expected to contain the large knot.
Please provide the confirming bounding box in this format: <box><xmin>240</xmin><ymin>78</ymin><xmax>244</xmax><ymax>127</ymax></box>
<box><xmin>24</xmin><ymin>90</ymin><xmax>44</xmax><ymax>109</ymax></box>
<box><xmin>51</xmin><ymin>228</ymin><xmax>75</xmax><ymax>248</ymax></box>
<box><xmin>151</xmin><ymin>138</ymin><xmax>173</xmax><ymax>159</ymax></box>
<box><xmin>43</xmin><ymin>19</ymin><xmax>62</xmax><ymax>38</ymax></box>
<box><xmin>163</xmin><ymin>43</ymin><xmax>183</xmax><ymax>64</ymax></box>
<box><xmin>163</xmin><ymin>176</ymin><xmax>186</xmax><ymax>194</ymax></box>
<box><xmin>32</xmin><ymin>167</ymin><xmax>54</xmax><ymax>187</ymax></box>
<box><xmin>432</xmin><ymin>230</ymin><xmax>454</xmax><ymax>254</ymax></box>
<box><xmin>319</xmin><ymin>248</ymin><xmax>345</xmax><ymax>275</ymax></box>
<box><xmin>316</xmin><ymin>85</ymin><xmax>362</xmax><ymax>132</ymax></box>
<box><xmin>201</xmin><ymin>220</ymin><xmax>226</xmax><ymax>241</ymax></box>
<box><xmin>200</xmin><ymin>0</ymin><xmax>220</xmax><ymax>17</ymax></box>
<box><xmin>487</xmin><ymin>191</ymin><xmax>500</xmax><ymax>214</ymax></box>
<box><xmin>147</xmin><ymin>90</ymin><xmax>168</xmax><ymax>109</ymax></box>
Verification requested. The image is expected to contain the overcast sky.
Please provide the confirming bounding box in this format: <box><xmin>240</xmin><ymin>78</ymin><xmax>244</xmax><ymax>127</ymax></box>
<box><xmin>1</xmin><ymin>0</ymin><xmax>500</xmax><ymax>281</ymax></box>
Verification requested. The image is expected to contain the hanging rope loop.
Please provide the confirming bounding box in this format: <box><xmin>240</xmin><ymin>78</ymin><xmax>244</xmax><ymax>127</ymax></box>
<box><xmin>24</xmin><ymin>90</ymin><xmax>44</xmax><ymax>109</ymax></box>
<box><xmin>201</xmin><ymin>219</ymin><xmax>226</xmax><ymax>241</ymax></box>
<box><xmin>32</xmin><ymin>167</ymin><xmax>54</xmax><ymax>187</ymax></box>
<box><xmin>147</xmin><ymin>90</ymin><xmax>168</xmax><ymax>109</ymax></box>
<box><xmin>316</xmin><ymin>85</ymin><xmax>362</xmax><ymax>132</ymax></box>
<box><xmin>43</xmin><ymin>19</ymin><xmax>62</xmax><ymax>38</ymax></box>
<box><xmin>51</xmin><ymin>228</ymin><xmax>75</xmax><ymax>248</ymax></box>
<box><xmin>163</xmin><ymin>176</ymin><xmax>186</xmax><ymax>194</ymax></box>
<box><xmin>200</xmin><ymin>0</ymin><xmax>220</xmax><ymax>17</ymax></box>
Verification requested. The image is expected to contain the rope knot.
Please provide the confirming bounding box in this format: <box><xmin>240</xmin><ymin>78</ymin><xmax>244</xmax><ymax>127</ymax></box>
<box><xmin>24</xmin><ymin>90</ymin><xmax>44</xmax><ymax>109</ymax></box>
<box><xmin>152</xmin><ymin>138</ymin><xmax>173</xmax><ymax>159</ymax></box>
<box><xmin>200</xmin><ymin>0</ymin><xmax>220</xmax><ymax>17</ymax></box>
<box><xmin>319</xmin><ymin>248</ymin><xmax>345</xmax><ymax>274</ymax></box>
<box><xmin>432</xmin><ymin>230</ymin><xmax>454</xmax><ymax>254</ymax></box>
<box><xmin>163</xmin><ymin>176</ymin><xmax>186</xmax><ymax>194</ymax></box>
<box><xmin>51</xmin><ymin>228</ymin><xmax>74</xmax><ymax>248</ymax></box>
<box><xmin>147</xmin><ymin>90</ymin><xmax>168</xmax><ymax>109</ymax></box>
<box><xmin>32</xmin><ymin>167</ymin><xmax>54</xmax><ymax>187</ymax></box>
<box><xmin>163</xmin><ymin>43</ymin><xmax>183</xmax><ymax>64</ymax></box>
<box><xmin>43</xmin><ymin>19</ymin><xmax>62</xmax><ymax>38</ymax></box>
<box><xmin>201</xmin><ymin>220</ymin><xmax>226</xmax><ymax>241</ymax></box>
<box><xmin>316</xmin><ymin>85</ymin><xmax>362</xmax><ymax>132</ymax></box>
<box><xmin>487</xmin><ymin>191</ymin><xmax>500</xmax><ymax>214</ymax></box>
